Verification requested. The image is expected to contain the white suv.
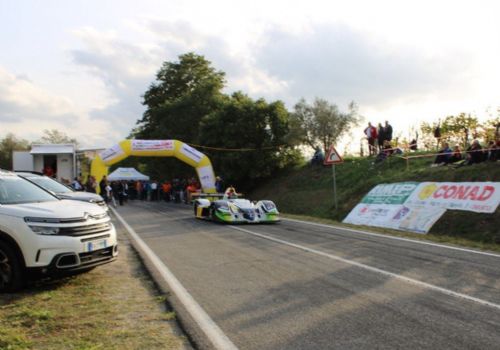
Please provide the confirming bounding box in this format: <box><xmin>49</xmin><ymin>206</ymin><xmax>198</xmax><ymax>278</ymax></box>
<box><xmin>0</xmin><ymin>170</ymin><xmax>118</xmax><ymax>291</ymax></box>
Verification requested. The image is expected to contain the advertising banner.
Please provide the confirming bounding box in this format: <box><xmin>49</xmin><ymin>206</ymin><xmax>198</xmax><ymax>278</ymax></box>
<box><xmin>343</xmin><ymin>181</ymin><xmax>499</xmax><ymax>234</ymax></box>
<box><xmin>343</xmin><ymin>204</ymin><xmax>446</xmax><ymax>233</ymax></box>
<box><xmin>181</xmin><ymin>143</ymin><xmax>204</xmax><ymax>164</ymax></box>
<box><xmin>406</xmin><ymin>182</ymin><xmax>500</xmax><ymax>213</ymax></box>
<box><xmin>361</xmin><ymin>182</ymin><xmax>419</xmax><ymax>205</ymax></box>
<box><xmin>131</xmin><ymin>140</ymin><xmax>174</xmax><ymax>151</ymax></box>
<box><xmin>197</xmin><ymin>165</ymin><xmax>216</xmax><ymax>191</ymax></box>
<box><xmin>99</xmin><ymin>144</ymin><xmax>125</xmax><ymax>163</ymax></box>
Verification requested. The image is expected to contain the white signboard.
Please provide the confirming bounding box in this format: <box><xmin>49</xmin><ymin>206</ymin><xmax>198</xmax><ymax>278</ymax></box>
<box><xmin>197</xmin><ymin>165</ymin><xmax>216</xmax><ymax>191</ymax></box>
<box><xmin>181</xmin><ymin>144</ymin><xmax>204</xmax><ymax>164</ymax></box>
<box><xmin>99</xmin><ymin>144</ymin><xmax>125</xmax><ymax>163</ymax></box>
<box><xmin>406</xmin><ymin>182</ymin><xmax>500</xmax><ymax>213</ymax></box>
<box><xmin>131</xmin><ymin>140</ymin><xmax>174</xmax><ymax>151</ymax></box>
<box><xmin>343</xmin><ymin>203</ymin><xmax>446</xmax><ymax>234</ymax></box>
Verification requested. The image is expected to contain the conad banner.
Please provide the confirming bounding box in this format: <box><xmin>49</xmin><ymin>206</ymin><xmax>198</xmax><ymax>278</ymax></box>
<box><xmin>405</xmin><ymin>182</ymin><xmax>500</xmax><ymax>213</ymax></box>
<box><xmin>343</xmin><ymin>181</ymin><xmax>500</xmax><ymax>234</ymax></box>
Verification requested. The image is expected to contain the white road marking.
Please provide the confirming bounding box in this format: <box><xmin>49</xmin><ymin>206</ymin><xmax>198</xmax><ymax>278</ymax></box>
<box><xmin>283</xmin><ymin>218</ymin><xmax>500</xmax><ymax>258</ymax></box>
<box><xmin>229</xmin><ymin>225</ymin><xmax>500</xmax><ymax>312</ymax></box>
<box><xmin>111</xmin><ymin>208</ymin><xmax>238</xmax><ymax>350</ymax></box>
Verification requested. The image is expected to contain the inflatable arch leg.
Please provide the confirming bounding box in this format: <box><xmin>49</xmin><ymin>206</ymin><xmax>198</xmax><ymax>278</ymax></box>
<box><xmin>90</xmin><ymin>140</ymin><xmax>217</xmax><ymax>194</ymax></box>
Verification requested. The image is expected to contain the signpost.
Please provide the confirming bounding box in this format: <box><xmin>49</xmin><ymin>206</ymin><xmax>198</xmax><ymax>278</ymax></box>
<box><xmin>324</xmin><ymin>145</ymin><xmax>344</xmax><ymax>210</ymax></box>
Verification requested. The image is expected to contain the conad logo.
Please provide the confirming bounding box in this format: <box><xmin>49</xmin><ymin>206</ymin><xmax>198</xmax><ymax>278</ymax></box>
<box><xmin>419</xmin><ymin>184</ymin><xmax>496</xmax><ymax>202</ymax></box>
<box><xmin>418</xmin><ymin>184</ymin><xmax>438</xmax><ymax>200</ymax></box>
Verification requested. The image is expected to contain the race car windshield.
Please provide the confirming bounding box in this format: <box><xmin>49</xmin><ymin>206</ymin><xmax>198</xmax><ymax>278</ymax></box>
<box><xmin>0</xmin><ymin>177</ymin><xmax>58</xmax><ymax>204</ymax></box>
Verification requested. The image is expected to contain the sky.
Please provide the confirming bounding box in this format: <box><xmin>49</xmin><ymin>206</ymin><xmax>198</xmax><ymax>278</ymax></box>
<box><xmin>1</xmin><ymin>0</ymin><xmax>499</xmax><ymax>151</ymax></box>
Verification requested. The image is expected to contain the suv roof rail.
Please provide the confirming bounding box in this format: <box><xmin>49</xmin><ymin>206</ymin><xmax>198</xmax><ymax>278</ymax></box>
<box><xmin>14</xmin><ymin>171</ymin><xmax>44</xmax><ymax>175</ymax></box>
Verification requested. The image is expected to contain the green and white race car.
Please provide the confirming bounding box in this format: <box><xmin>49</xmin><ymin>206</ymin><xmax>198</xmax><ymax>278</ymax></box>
<box><xmin>193</xmin><ymin>188</ymin><xmax>280</xmax><ymax>224</ymax></box>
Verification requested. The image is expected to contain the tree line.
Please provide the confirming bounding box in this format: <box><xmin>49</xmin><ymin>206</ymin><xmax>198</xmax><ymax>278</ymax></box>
<box><xmin>128</xmin><ymin>52</ymin><xmax>360</xmax><ymax>190</ymax></box>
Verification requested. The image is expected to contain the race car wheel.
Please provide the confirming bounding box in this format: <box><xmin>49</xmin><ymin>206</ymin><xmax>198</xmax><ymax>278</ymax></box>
<box><xmin>0</xmin><ymin>241</ymin><xmax>24</xmax><ymax>292</ymax></box>
<box><xmin>194</xmin><ymin>203</ymin><xmax>198</xmax><ymax>216</ymax></box>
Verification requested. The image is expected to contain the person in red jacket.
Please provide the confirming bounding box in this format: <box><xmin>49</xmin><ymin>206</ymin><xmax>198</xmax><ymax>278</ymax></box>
<box><xmin>364</xmin><ymin>122</ymin><xmax>378</xmax><ymax>156</ymax></box>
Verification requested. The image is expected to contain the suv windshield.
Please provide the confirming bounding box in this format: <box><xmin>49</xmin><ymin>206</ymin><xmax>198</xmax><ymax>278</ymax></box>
<box><xmin>0</xmin><ymin>175</ymin><xmax>58</xmax><ymax>204</ymax></box>
<box><xmin>23</xmin><ymin>175</ymin><xmax>73</xmax><ymax>194</ymax></box>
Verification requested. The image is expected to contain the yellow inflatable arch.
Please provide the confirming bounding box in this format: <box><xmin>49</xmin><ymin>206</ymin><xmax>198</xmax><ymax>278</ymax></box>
<box><xmin>90</xmin><ymin>140</ymin><xmax>216</xmax><ymax>193</ymax></box>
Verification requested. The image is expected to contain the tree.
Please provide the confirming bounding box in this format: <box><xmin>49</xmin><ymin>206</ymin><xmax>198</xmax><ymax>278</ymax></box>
<box><xmin>0</xmin><ymin>133</ymin><xmax>30</xmax><ymax>170</ymax></box>
<box><xmin>36</xmin><ymin>129</ymin><xmax>79</xmax><ymax>146</ymax></box>
<box><xmin>288</xmin><ymin>98</ymin><xmax>361</xmax><ymax>154</ymax></box>
<box><xmin>135</xmin><ymin>52</ymin><xmax>226</xmax><ymax>143</ymax></box>
<box><xmin>421</xmin><ymin>113</ymin><xmax>481</xmax><ymax>149</ymax></box>
<box><xmin>199</xmin><ymin>92</ymin><xmax>300</xmax><ymax>190</ymax></box>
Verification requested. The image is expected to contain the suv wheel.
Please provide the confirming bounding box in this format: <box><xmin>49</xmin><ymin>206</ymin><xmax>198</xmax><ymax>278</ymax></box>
<box><xmin>0</xmin><ymin>241</ymin><xmax>24</xmax><ymax>292</ymax></box>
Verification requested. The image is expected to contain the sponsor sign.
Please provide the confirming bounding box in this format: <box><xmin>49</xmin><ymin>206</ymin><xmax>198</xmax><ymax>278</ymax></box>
<box><xmin>343</xmin><ymin>203</ymin><xmax>446</xmax><ymax>234</ymax></box>
<box><xmin>197</xmin><ymin>165</ymin><xmax>216</xmax><ymax>191</ymax></box>
<box><xmin>406</xmin><ymin>182</ymin><xmax>500</xmax><ymax>213</ymax></box>
<box><xmin>361</xmin><ymin>182</ymin><xmax>418</xmax><ymax>205</ymax></box>
<box><xmin>132</xmin><ymin>140</ymin><xmax>174</xmax><ymax>151</ymax></box>
<box><xmin>99</xmin><ymin>144</ymin><xmax>125</xmax><ymax>163</ymax></box>
<box><xmin>181</xmin><ymin>144</ymin><xmax>204</xmax><ymax>164</ymax></box>
<box><xmin>343</xmin><ymin>181</ymin><xmax>499</xmax><ymax>234</ymax></box>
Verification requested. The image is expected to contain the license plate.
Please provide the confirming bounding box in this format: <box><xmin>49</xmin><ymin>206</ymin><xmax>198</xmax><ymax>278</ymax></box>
<box><xmin>85</xmin><ymin>239</ymin><xmax>108</xmax><ymax>252</ymax></box>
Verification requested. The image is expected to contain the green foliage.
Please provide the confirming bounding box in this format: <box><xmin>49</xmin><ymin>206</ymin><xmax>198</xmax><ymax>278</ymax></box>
<box><xmin>136</xmin><ymin>52</ymin><xmax>226</xmax><ymax>142</ymax></box>
<box><xmin>199</xmin><ymin>92</ymin><xmax>301</xmax><ymax>190</ymax></box>
<box><xmin>131</xmin><ymin>53</ymin><xmax>301</xmax><ymax>187</ymax></box>
<box><xmin>288</xmin><ymin>98</ymin><xmax>362</xmax><ymax>153</ymax></box>
<box><xmin>420</xmin><ymin>113</ymin><xmax>496</xmax><ymax>149</ymax></box>
<box><xmin>0</xmin><ymin>133</ymin><xmax>30</xmax><ymax>170</ymax></box>
<box><xmin>132</xmin><ymin>53</ymin><xmax>227</xmax><ymax>179</ymax></box>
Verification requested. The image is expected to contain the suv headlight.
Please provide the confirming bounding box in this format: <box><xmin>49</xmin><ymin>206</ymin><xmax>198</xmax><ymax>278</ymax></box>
<box><xmin>29</xmin><ymin>225</ymin><xmax>60</xmax><ymax>235</ymax></box>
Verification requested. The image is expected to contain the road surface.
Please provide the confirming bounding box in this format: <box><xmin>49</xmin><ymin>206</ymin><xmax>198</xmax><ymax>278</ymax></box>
<box><xmin>113</xmin><ymin>201</ymin><xmax>500</xmax><ymax>350</ymax></box>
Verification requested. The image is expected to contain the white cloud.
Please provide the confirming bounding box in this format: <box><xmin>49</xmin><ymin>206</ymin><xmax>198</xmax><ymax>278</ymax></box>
<box><xmin>0</xmin><ymin>66</ymin><xmax>118</xmax><ymax>147</ymax></box>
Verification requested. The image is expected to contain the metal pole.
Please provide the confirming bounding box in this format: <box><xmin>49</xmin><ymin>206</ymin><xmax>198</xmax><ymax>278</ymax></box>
<box><xmin>332</xmin><ymin>164</ymin><xmax>338</xmax><ymax>211</ymax></box>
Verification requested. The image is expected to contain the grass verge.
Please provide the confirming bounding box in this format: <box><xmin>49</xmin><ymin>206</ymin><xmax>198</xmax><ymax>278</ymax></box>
<box><xmin>0</xmin><ymin>222</ymin><xmax>190</xmax><ymax>350</ymax></box>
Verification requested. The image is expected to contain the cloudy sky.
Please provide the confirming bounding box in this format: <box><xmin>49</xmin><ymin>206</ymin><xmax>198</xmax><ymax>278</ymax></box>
<box><xmin>1</xmin><ymin>0</ymin><xmax>499</xmax><ymax>149</ymax></box>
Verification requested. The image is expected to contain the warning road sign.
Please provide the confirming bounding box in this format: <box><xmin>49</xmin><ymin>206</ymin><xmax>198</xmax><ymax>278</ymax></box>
<box><xmin>324</xmin><ymin>145</ymin><xmax>343</xmax><ymax>165</ymax></box>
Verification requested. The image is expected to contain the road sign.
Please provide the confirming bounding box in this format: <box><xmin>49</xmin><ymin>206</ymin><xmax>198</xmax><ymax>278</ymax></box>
<box><xmin>324</xmin><ymin>145</ymin><xmax>343</xmax><ymax>165</ymax></box>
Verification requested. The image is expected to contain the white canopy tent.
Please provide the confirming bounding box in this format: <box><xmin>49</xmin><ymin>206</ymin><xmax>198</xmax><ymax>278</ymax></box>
<box><xmin>107</xmin><ymin>167</ymin><xmax>150</xmax><ymax>181</ymax></box>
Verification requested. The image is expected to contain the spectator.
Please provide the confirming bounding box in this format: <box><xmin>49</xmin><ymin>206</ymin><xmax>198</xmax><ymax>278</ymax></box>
<box><xmin>409</xmin><ymin>139</ymin><xmax>418</xmax><ymax>151</ymax></box>
<box><xmin>215</xmin><ymin>176</ymin><xmax>224</xmax><ymax>193</ymax></box>
<box><xmin>384</xmin><ymin>121</ymin><xmax>393</xmax><ymax>142</ymax></box>
<box><xmin>186</xmin><ymin>181</ymin><xmax>199</xmax><ymax>204</ymax></box>
<box><xmin>432</xmin><ymin>142</ymin><xmax>452</xmax><ymax>166</ymax></box>
<box><xmin>71</xmin><ymin>177</ymin><xmax>83</xmax><ymax>191</ymax></box>
<box><xmin>311</xmin><ymin>147</ymin><xmax>324</xmax><ymax>165</ymax></box>
<box><xmin>99</xmin><ymin>176</ymin><xmax>108</xmax><ymax>201</ymax></box>
<box><xmin>449</xmin><ymin>145</ymin><xmax>463</xmax><ymax>163</ymax></box>
<box><xmin>85</xmin><ymin>176</ymin><xmax>97</xmax><ymax>193</ymax></box>
<box><xmin>485</xmin><ymin>141</ymin><xmax>499</xmax><ymax>161</ymax></box>
<box><xmin>162</xmin><ymin>181</ymin><xmax>172</xmax><ymax>201</ymax></box>
<box><xmin>151</xmin><ymin>180</ymin><xmax>158</xmax><ymax>201</ymax></box>
<box><xmin>364</xmin><ymin>122</ymin><xmax>378</xmax><ymax>156</ymax></box>
<box><xmin>117</xmin><ymin>181</ymin><xmax>125</xmax><ymax>206</ymax></box>
<box><xmin>465</xmin><ymin>140</ymin><xmax>484</xmax><ymax>165</ymax></box>
<box><xmin>377</xmin><ymin>123</ymin><xmax>385</xmax><ymax>151</ymax></box>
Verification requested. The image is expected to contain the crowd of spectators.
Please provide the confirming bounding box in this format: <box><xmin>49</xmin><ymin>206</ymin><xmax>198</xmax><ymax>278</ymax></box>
<box><xmin>70</xmin><ymin>176</ymin><xmax>224</xmax><ymax>207</ymax></box>
<box><xmin>432</xmin><ymin>139</ymin><xmax>499</xmax><ymax>167</ymax></box>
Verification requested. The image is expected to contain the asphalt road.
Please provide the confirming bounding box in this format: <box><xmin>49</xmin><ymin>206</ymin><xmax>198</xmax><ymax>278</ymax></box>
<box><xmin>115</xmin><ymin>200</ymin><xmax>500</xmax><ymax>350</ymax></box>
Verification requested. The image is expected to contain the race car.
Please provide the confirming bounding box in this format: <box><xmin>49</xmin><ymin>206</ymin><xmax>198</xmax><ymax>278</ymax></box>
<box><xmin>193</xmin><ymin>187</ymin><xmax>280</xmax><ymax>224</ymax></box>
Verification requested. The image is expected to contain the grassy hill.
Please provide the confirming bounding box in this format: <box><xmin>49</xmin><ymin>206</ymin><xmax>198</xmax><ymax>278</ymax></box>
<box><xmin>250</xmin><ymin>153</ymin><xmax>500</xmax><ymax>245</ymax></box>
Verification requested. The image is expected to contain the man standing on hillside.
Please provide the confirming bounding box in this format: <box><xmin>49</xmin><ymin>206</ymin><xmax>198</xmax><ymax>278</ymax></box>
<box><xmin>384</xmin><ymin>121</ymin><xmax>393</xmax><ymax>142</ymax></box>
<box><xmin>364</xmin><ymin>122</ymin><xmax>378</xmax><ymax>156</ymax></box>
